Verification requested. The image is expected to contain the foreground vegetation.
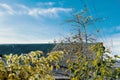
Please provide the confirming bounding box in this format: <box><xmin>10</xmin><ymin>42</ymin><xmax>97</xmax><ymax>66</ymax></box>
<box><xmin>0</xmin><ymin>51</ymin><xmax>64</xmax><ymax>80</ymax></box>
<box><xmin>0</xmin><ymin>43</ymin><xmax>120</xmax><ymax>80</ymax></box>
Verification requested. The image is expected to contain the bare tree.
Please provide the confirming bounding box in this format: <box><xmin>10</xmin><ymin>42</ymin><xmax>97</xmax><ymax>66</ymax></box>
<box><xmin>53</xmin><ymin>9</ymin><xmax>97</xmax><ymax>58</ymax></box>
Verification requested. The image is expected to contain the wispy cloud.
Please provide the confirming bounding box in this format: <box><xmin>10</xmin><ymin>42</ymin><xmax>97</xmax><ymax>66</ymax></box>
<box><xmin>37</xmin><ymin>2</ymin><xmax>55</xmax><ymax>6</ymax></box>
<box><xmin>0</xmin><ymin>3</ymin><xmax>15</xmax><ymax>15</ymax></box>
<box><xmin>0</xmin><ymin>3</ymin><xmax>72</xmax><ymax>18</ymax></box>
<box><xmin>28</xmin><ymin>7</ymin><xmax>72</xmax><ymax>17</ymax></box>
<box><xmin>16</xmin><ymin>4</ymin><xmax>72</xmax><ymax>17</ymax></box>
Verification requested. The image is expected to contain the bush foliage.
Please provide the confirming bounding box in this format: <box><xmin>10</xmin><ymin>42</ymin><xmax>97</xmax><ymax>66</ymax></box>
<box><xmin>0</xmin><ymin>44</ymin><xmax>120</xmax><ymax>80</ymax></box>
<box><xmin>0</xmin><ymin>51</ymin><xmax>64</xmax><ymax>80</ymax></box>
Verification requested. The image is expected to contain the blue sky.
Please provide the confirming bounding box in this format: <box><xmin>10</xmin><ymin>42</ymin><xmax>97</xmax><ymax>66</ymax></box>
<box><xmin>0</xmin><ymin>0</ymin><xmax>120</xmax><ymax>54</ymax></box>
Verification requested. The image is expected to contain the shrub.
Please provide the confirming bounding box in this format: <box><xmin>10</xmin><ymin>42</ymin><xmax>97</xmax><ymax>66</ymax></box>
<box><xmin>0</xmin><ymin>50</ymin><xmax>64</xmax><ymax>80</ymax></box>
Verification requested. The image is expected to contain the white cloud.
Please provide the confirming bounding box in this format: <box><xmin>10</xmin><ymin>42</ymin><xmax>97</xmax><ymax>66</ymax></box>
<box><xmin>37</xmin><ymin>2</ymin><xmax>55</xmax><ymax>6</ymax></box>
<box><xmin>0</xmin><ymin>3</ymin><xmax>15</xmax><ymax>15</ymax></box>
<box><xmin>28</xmin><ymin>7</ymin><xmax>72</xmax><ymax>17</ymax></box>
<box><xmin>0</xmin><ymin>3</ymin><xmax>72</xmax><ymax>18</ymax></box>
<box><xmin>17</xmin><ymin>4</ymin><xmax>72</xmax><ymax>17</ymax></box>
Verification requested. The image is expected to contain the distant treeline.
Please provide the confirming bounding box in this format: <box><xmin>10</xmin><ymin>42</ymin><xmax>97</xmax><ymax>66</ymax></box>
<box><xmin>0</xmin><ymin>44</ymin><xmax>56</xmax><ymax>55</ymax></box>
